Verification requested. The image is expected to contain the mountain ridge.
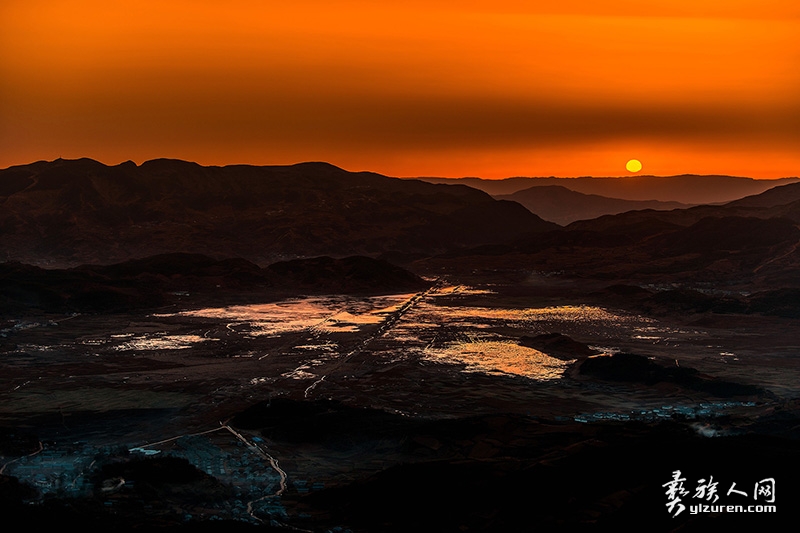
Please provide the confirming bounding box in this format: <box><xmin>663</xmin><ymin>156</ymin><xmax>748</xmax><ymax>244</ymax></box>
<box><xmin>418</xmin><ymin>175</ymin><xmax>800</xmax><ymax>203</ymax></box>
<box><xmin>422</xmin><ymin>182</ymin><xmax>800</xmax><ymax>290</ymax></box>
<box><xmin>495</xmin><ymin>185</ymin><xmax>691</xmax><ymax>225</ymax></box>
<box><xmin>0</xmin><ymin>158</ymin><xmax>556</xmax><ymax>267</ymax></box>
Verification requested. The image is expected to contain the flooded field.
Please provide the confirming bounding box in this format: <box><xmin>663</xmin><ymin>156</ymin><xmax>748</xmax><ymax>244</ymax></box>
<box><xmin>2</xmin><ymin>283</ymin><xmax>798</xmax><ymax>527</ymax></box>
<box><xmin>3</xmin><ymin>284</ymin><xmax>796</xmax><ymax>421</ymax></box>
<box><xmin>1</xmin><ymin>286</ymin><xmax>720</xmax><ymax>389</ymax></box>
<box><xmin>157</xmin><ymin>293</ymin><xmax>413</xmax><ymax>336</ymax></box>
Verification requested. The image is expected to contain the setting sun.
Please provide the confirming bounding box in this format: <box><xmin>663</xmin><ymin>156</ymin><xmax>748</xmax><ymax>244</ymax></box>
<box><xmin>626</xmin><ymin>159</ymin><xmax>643</xmax><ymax>173</ymax></box>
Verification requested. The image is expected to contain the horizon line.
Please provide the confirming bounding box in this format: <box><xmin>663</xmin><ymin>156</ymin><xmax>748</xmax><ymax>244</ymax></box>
<box><xmin>3</xmin><ymin>156</ymin><xmax>798</xmax><ymax>181</ymax></box>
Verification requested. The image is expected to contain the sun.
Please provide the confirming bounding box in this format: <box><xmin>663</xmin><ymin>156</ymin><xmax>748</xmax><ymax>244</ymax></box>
<box><xmin>625</xmin><ymin>159</ymin><xmax>642</xmax><ymax>173</ymax></box>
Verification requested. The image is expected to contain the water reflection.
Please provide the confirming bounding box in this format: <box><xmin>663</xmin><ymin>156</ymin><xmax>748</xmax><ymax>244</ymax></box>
<box><xmin>411</xmin><ymin>304</ymin><xmax>651</xmax><ymax>326</ymax></box>
<box><xmin>157</xmin><ymin>294</ymin><xmax>413</xmax><ymax>337</ymax></box>
<box><xmin>112</xmin><ymin>334</ymin><xmax>214</xmax><ymax>351</ymax></box>
<box><xmin>381</xmin><ymin>293</ymin><xmax>678</xmax><ymax>380</ymax></box>
<box><xmin>127</xmin><ymin>286</ymin><xmax>702</xmax><ymax>382</ymax></box>
<box><xmin>425</xmin><ymin>340</ymin><xmax>573</xmax><ymax>380</ymax></box>
<box><xmin>434</xmin><ymin>285</ymin><xmax>497</xmax><ymax>296</ymax></box>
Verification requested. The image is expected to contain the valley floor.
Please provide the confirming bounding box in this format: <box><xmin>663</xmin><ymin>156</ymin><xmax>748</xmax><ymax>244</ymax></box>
<box><xmin>1</xmin><ymin>279</ymin><xmax>798</xmax><ymax>531</ymax></box>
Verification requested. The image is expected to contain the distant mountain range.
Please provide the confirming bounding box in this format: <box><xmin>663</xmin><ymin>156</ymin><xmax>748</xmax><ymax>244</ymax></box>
<box><xmin>3</xmin><ymin>158</ymin><xmax>799</xmax><ymax>293</ymax></box>
<box><xmin>426</xmin><ymin>181</ymin><xmax>800</xmax><ymax>290</ymax></box>
<box><xmin>495</xmin><ymin>185</ymin><xmax>690</xmax><ymax>225</ymax></box>
<box><xmin>420</xmin><ymin>175</ymin><xmax>799</xmax><ymax>204</ymax></box>
<box><xmin>0</xmin><ymin>158</ymin><xmax>555</xmax><ymax>267</ymax></box>
<box><xmin>566</xmin><ymin>181</ymin><xmax>800</xmax><ymax>231</ymax></box>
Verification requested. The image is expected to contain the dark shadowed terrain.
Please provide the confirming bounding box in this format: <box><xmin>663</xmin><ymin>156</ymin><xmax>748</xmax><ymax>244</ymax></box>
<box><xmin>496</xmin><ymin>185</ymin><xmax>690</xmax><ymax>224</ymax></box>
<box><xmin>421</xmin><ymin>181</ymin><xmax>800</xmax><ymax>294</ymax></box>
<box><xmin>0</xmin><ymin>159</ymin><xmax>555</xmax><ymax>267</ymax></box>
<box><xmin>1</xmin><ymin>160</ymin><xmax>798</xmax><ymax>531</ymax></box>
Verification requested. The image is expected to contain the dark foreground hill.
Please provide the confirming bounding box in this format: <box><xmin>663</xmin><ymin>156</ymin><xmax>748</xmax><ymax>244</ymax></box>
<box><xmin>0</xmin><ymin>158</ymin><xmax>556</xmax><ymax>267</ymax></box>
<box><xmin>5</xmin><ymin>402</ymin><xmax>797</xmax><ymax>531</ymax></box>
<box><xmin>227</xmin><ymin>399</ymin><xmax>796</xmax><ymax>531</ymax></box>
<box><xmin>0</xmin><ymin>253</ymin><xmax>430</xmax><ymax>314</ymax></box>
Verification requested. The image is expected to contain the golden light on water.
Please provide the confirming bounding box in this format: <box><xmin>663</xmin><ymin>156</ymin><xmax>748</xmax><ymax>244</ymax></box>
<box><xmin>425</xmin><ymin>341</ymin><xmax>574</xmax><ymax>381</ymax></box>
<box><xmin>157</xmin><ymin>294</ymin><xmax>412</xmax><ymax>336</ymax></box>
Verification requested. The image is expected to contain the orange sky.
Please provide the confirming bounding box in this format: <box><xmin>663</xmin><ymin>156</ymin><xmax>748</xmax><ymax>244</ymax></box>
<box><xmin>1</xmin><ymin>1</ymin><xmax>798</xmax><ymax>178</ymax></box>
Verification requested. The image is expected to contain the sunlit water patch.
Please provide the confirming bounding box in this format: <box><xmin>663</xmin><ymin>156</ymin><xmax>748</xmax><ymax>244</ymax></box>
<box><xmin>112</xmin><ymin>334</ymin><xmax>215</xmax><ymax>351</ymax></box>
<box><xmin>434</xmin><ymin>285</ymin><xmax>497</xmax><ymax>296</ymax></box>
<box><xmin>281</xmin><ymin>366</ymin><xmax>318</xmax><ymax>380</ymax></box>
<box><xmin>425</xmin><ymin>340</ymin><xmax>574</xmax><ymax>380</ymax></box>
<box><xmin>406</xmin><ymin>304</ymin><xmax>653</xmax><ymax>330</ymax></box>
<box><xmin>315</xmin><ymin>311</ymin><xmax>384</xmax><ymax>333</ymax></box>
<box><xmin>156</xmin><ymin>294</ymin><xmax>414</xmax><ymax>337</ymax></box>
<box><xmin>293</xmin><ymin>341</ymin><xmax>338</xmax><ymax>352</ymax></box>
<box><xmin>380</xmin><ymin>301</ymin><xmax>687</xmax><ymax>377</ymax></box>
<box><xmin>390</xmin><ymin>303</ymin><xmax>659</xmax><ymax>347</ymax></box>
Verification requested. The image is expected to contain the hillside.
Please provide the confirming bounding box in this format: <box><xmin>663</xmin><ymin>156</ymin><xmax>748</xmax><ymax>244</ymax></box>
<box><xmin>422</xmin><ymin>182</ymin><xmax>800</xmax><ymax>290</ymax></box>
<box><xmin>495</xmin><ymin>185</ymin><xmax>689</xmax><ymax>224</ymax></box>
<box><xmin>0</xmin><ymin>253</ymin><xmax>430</xmax><ymax>314</ymax></box>
<box><xmin>0</xmin><ymin>159</ymin><xmax>556</xmax><ymax>267</ymax></box>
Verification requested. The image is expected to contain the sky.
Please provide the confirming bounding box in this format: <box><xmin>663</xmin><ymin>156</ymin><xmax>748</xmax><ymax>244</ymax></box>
<box><xmin>1</xmin><ymin>1</ymin><xmax>798</xmax><ymax>178</ymax></box>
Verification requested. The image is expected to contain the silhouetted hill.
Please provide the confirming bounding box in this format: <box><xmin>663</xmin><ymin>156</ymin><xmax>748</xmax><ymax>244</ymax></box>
<box><xmin>578</xmin><ymin>353</ymin><xmax>762</xmax><ymax>397</ymax></box>
<box><xmin>727</xmin><ymin>181</ymin><xmax>800</xmax><ymax>208</ymax></box>
<box><xmin>420</xmin><ymin>175</ymin><xmax>799</xmax><ymax>203</ymax></box>
<box><xmin>589</xmin><ymin>285</ymin><xmax>800</xmax><ymax>319</ymax></box>
<box><xmin>267</xmin><ymin>255</ymin><xmax>429</xmax><ymax>293</ymax></box>
<box><xmin>0</xmin><ymin>159</ymin><xmax>556</xmax><ymax>266</ymax></box>
<box><xmin>562</xmin><ymin>182</ymin><xmax>800</xmax><ymax>240</ymax></box>
<box><xmin>426</xmin><ymin>182</ymin><xmax>800</xmax><ymax>289</ymax></box>
<box><xmin>496</xmin><ymin>185</ymin><xmax>689</xmax><ymax>224</ymax></box>
<box><xmin>647</xmin><ymin>216</ymin><xmax>800</xmax><ymax>254</ymax></box>
<box><xmin>259</xmin><ymin>401</ymin><xmax>795</xmax><ymax>532</ymax></box>
<box><xmin>566</xmin><ymin>181</ymin><xmax>800</xmax><ymax>234</ymax></box>
<box><xmin>0</xmin><ymin>254</ymin><xmax>430</xmax><ymax>314</ymax></box>
<box><xmin>517</xmin><ymin>333</ymin><xmax>600</xmax><ymax>360</ymax></box>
